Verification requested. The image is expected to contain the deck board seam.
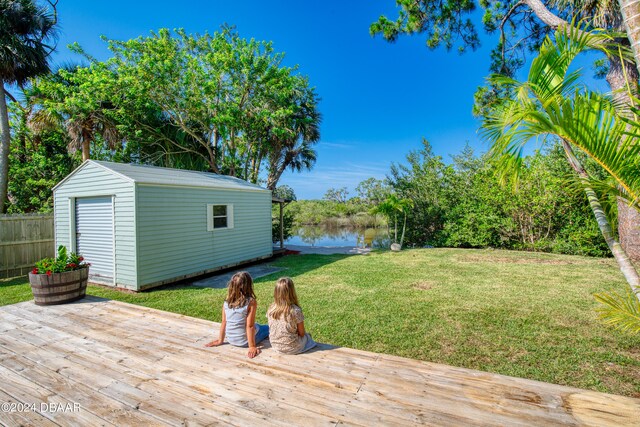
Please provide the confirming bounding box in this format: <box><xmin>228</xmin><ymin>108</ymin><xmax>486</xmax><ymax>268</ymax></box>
<box><xmin>2</xmin><ymin>299</ymin><xmax>640</xmax><ymax>426</ymax></box>
<box><xmin>0</xmin><ymin>328</ymin><xmax>187</xmax><ymax>426</ymax></box>
<box><xmin>0</xmin><ymin>386</ymin><xmax>64</xmax><ymax>427</ymax></box>
<box><xmin>0</xmin><ymin>340</ymin><xmax>250</xmax><ymax>426</ymax></box>
<box><xmin>0</xmin><ymin>365</ymin><xmax>111</xmax><ymax>426</ymax></box>
<box><xmin>0</xmin><ymin>346</ymin><xmax>167</xmax><ymax>426</ymax></box>
<box><xmin>355</xmin><ymin>354</ymin><xmax>380</xmax><ymax>395</ymax></box>
<box><xmin>0</xmin><ymin>315</ymin><xmax>341</xmax><ymax>426</ymax></box>
<box><xmin>0</xmin><ymin>342</ymin><xmax>248</xmax><ymax>427</ymax></box>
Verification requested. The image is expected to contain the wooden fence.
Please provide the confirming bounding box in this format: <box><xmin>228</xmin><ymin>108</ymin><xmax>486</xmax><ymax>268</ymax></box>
<box><xmin>0</xmin><ymin>214</ymin><xmax>54</xmax><ymax>279</ymax></box>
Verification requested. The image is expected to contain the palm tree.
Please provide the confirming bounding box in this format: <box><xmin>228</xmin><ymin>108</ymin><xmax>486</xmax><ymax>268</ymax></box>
<box><xmin>481</xmin><ymin>24</ymin><xmax>640</xmax><ymax>305</ymax></box>
<box><xmin>498</xmin><ymin>0</ymin><xmax>640</xmax><ymax>260</ymax></box>
<box><xmin>0</xmin><ymin>0</ymin><xmax>57</xmax><ymax>212</ymax></box>
<box><xmin>265</xmin><ymin>81</ymin><xmax>321</xmax><ymax>190</ymax></box>
<box><xmin>617</xmin><ymin>0</ymin><xmax>640</xmax><ymax>76</ymax></box>
<box><xmin>266</xmin><ymin>139</ymin><xmax>318</xmax><ymax>190</ymax></box>
<box><xmin>551</xmin><ymin>0</ymin><xmax>640</xmax><ymax>260</ymax></box>
<box><xmin>28</xmin><ymin>66</ymin><xmax>121</xmax><ymax>161</ymax></box>
<box><xmin>374</xmin><ymin>194</ymin><xmax>414</xmax><ymax>248</ymax></box>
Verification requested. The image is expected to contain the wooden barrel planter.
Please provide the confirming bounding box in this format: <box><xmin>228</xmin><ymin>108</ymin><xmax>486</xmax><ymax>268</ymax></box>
<box><xmin>28</xmin><ymin>268</ymin><xmax>89</xmax><ymax>306</ymax></box>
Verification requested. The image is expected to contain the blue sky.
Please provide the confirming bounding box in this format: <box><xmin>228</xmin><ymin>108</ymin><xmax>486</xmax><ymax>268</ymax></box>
<box><xmin>49</xmin><ymin>1</ymin><xmax>599</xmax><ymax>199</ymax></box>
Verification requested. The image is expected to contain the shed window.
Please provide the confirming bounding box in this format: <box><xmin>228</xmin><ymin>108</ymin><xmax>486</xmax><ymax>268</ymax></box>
<box><xmin>207</xmin><ymin>204</ymin><xmax>234</xmax><ymax>231</ymax></box>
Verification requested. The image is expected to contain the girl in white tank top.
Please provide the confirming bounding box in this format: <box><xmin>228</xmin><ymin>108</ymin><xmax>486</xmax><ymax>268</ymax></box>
<box><xmin>204</xmin><ymin>271</ymin><xmax>269</xmax><ymax>358</ymax></box>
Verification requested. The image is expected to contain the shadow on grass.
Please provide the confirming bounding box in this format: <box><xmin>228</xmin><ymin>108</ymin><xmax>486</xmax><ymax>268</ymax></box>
<box><xmin>0</xmin><ymin>275</ymin><xmax>28</xmax><ymax>288</ymax></box>
<box><xmin>262</xmin><ymin>253</ymin><xmax>355</xmax><ymax>280</ymax></box>
<box><xmin>129</xmin><ymin>253</ymin><xmax>355</xmax><ymax>294</ymax></box>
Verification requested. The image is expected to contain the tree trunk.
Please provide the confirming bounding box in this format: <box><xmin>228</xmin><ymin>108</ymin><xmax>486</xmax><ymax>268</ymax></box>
<box><xmin>81</xmin><ymin>128</ymin><xmax>91</xmax><ymax>162</ymax></box>
<box><xmin>562</xmin><ymin>140</ymin><xmax>640</xmax><ymax>302</ymax></box>
<box><xmin>400</xmin><ymin>212</ymin><xmax>407</xmax><ymax>247</ymax></box>
<box><xmin>0</xmin><ymin>83</ymin><xmax>11</xmax><ymax>213</ymax></box>
<box><xmin>267</xmin><ymin>163</ymin><xmax>287</xmax><ymax>191</ymax></box>
<box><xmin>524</xmin><ymin>0</ymin><xmax>640</xmax><ymax>262</ymax></box>
<box><xmin>394</xmin><ymin>214</ymin><xmax>398</xmax><ymax>243</ymax></box>
<box><xmin>618</xmin><ymin>0</ymin><xmax>640</xmax><ymax>76</ymax></box>
<box><xmin>81</xmin><ymin>140</ymin><xmax>90</xmax><ymax>161</ymax></box>
<box><xmin>606</xmin><ymin>55</ymin><xmax>640</xmax><ymax>261</ymax></box>
<box><xmin>617</xmin><ymin>197</ymin><xmax>640</xmax><ymax>261</ymax></box>
<box><xmin>243</xmin><ymin>143</ymin><xmax>252</xmax><ymax>181</ymax></box>
<box><xmin>228</xmin><ymin>131</ymin><xmax>237</xmax><ymax>177</ymax></box>
<box><xmin>523</xmin><ymin>0</ymin><xmax>566</xmax><ymax>27</ymax></box>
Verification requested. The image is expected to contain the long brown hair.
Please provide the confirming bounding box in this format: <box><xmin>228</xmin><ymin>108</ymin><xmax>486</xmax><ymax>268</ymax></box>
<box><xmin>225</xmin><ymin>271</ymin><xmax>256</xmax><ymax>309</ymax></box>
<box><xmin>267</xmin><ymin>277</ymin><xmax>300</xmax><ymax>321</ymax></box>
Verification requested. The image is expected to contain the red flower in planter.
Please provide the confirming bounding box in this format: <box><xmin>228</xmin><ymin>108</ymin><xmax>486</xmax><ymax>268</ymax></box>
<box><xmin>35</xmin><ymin>246</ymin><xmax>89</xmax><ymax>275</ymax></box>
<box><xmin>31</xmin><ymin>268</ymin><xmax>38</xmax><ymax>274</ymax></box>
<box><xmin>30</xmin><ymin>245</ymin><xmax>89</xmax><ymax>306</ymax></box>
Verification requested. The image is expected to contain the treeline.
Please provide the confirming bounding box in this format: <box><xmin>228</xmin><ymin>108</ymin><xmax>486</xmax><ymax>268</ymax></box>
<box><xmin>286</xmin><ymin>200</ymin><xmax>386</xmax><ymax>228</ymax></box>
<box><xmin>390</xmin><ymin>141</ymin><xmax>609</xmax><ymax>256</ymax></box>
<box><xmin>285</xmin><ymin>177</ymin><xmax>390</xmax><ymax>228</ymax></box>
<box><xmin>4</xmin><ymin>26</ymin><xmax>320</xmax><ymax>213</ymax></box>
<box><xmin>287</xmin><ymin>140</ymin><xmax>610</xmax><ymax>257</ymax></box>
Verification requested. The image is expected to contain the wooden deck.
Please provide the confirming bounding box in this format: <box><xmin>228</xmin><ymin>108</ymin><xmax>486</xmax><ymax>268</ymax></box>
<box><xmin>0</xmin><ymin>298</ymin><xmax>638</xmax><ymax>426</ymax></box>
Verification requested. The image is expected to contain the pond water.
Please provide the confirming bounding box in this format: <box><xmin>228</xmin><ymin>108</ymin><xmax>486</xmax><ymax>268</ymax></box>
<box><xmin>285</xmin><ymin>224</ymin><xmax>389</xmax><ymax>248</ymax></box>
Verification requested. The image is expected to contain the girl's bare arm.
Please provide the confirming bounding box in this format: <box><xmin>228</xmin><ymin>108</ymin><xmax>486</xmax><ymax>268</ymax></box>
<box><xmin>246</xmin><ymin>299</ymin><xmax>260</xmax><ymax>358</ymax></box>
<box><xmin>205</xmin><ymin>306</ymin><xmax>226</xmax><ymax>347</ymax></box>
<box><xmin>297</xmin><ymin>321</ymin><xmax>305</xmax><ymax>337</ymax></box>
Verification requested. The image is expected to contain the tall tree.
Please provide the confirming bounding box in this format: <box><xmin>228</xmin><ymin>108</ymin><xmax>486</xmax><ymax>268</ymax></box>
<box><xmin>6</xmin><ymin>101</ymin><xmax>78</xmax><ymax>213</ymax></box>
<box><xmin>388</xmin><ymin>139</ymin><xmax>451</xmax><ymax>245</ymax></box>
<box><xmin>617</xmin><ymin>0</ymin><xmax>640</xmax><ymax>75</ymax></box>
<box><xmin>29</xmin><ymin>66</ymin><xmax>121</xmax><ymax>161</ymax></box>
<box><xmin>93</xmin><ymin>26</ymin><xmax>318</xmax><ymax>183</ymax></box>
<box><xmin>262</xmin><ymin>76</ymin><xmax>321</xmax><ymax>190</ymax></box>
<box><xmin>481</xmin><ymin>25</ymin><xmax>640</xmax><ymax>301</ymax></box>
<box><xmin>372</xmin><ymin>0</ymin><xmax>640</xmax><ymax>260</ymax></box>
<box><xmin>0</xmin><ymin>0</ymin><xmax>57</xmax><ymax>212</ymax></box>
<box><xmin>323</xmin><ymin>187</ymin><xmax>349</xmax><ymax>204</ymax></box>
<box><xmin>355</xmin><ymin>177</ymin><xmax>391</xmax><ymax>206</ymax></box>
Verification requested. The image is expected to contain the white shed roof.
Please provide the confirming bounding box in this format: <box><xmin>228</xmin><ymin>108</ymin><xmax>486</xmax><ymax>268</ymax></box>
<box><xmin>55</xmin><ymin>160</ymin><xmax>269</xmax><ymax>192</ymax></box>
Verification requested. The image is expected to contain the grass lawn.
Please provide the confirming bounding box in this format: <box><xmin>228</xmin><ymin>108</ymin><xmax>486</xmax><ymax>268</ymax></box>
<box><xmin>2</xmin><ymin>248</ymin><xmax>639</xmax><ymax>397</ymax></box>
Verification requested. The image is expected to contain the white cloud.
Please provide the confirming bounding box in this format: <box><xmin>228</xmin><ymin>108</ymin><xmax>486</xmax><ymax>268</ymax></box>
<box><xmin>318</xmin><ymin>141</ymin><xmax>354</xmax><ymax>149</ymax></box>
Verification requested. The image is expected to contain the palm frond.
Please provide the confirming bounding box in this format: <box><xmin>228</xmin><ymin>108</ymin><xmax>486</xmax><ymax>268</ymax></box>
<box><xmin>482</xmin><ymin>22</ymin><xmax>640</xmax><ymax>206</ymax></box>
<box><xmin>0</xmin><ymin>0</ymin><xmax>58</xmax><ymax>84</ymax></box>
<box><xmin>557</xmin><ymin>92</ymin><xmax>640</xmax><ymax>204</ymax></box>
<box><xmin>594</xmin><ymin>291</ymin><xmax>640</xmax><ymax>334</ymax></box>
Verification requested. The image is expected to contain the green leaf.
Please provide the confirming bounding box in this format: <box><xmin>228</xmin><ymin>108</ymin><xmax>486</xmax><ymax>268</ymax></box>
<box><xmin>594</xmin><ymin>291</ymin><xmax>640</xmax><ymax>334</ymax></box>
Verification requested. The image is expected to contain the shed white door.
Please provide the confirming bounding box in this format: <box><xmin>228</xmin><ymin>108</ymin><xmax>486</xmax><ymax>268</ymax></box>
<box><xmin>75</xmin><ymin>197</ymin><xmax>114</xmax><ymax>281</ymax></box>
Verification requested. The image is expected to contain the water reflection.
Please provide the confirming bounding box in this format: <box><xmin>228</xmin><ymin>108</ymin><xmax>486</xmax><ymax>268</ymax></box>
<box><xmin>286</xmin><ymin>224</ymin><xmax>389</xmax><ymax>248</ymax></box>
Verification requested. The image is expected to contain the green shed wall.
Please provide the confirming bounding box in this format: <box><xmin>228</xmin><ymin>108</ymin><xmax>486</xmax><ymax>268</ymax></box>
<box><xmin>135</xmin><ymin>185</ymin><xmax>272</xmax><ymax>288</ymax></box>
<box><xmin>53</xmin><ymin>163</ymin><xmax>138</xmax><ymax>289</ymax></box>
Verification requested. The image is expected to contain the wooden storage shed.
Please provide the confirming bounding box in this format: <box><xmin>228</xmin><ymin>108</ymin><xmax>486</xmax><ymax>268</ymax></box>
<box><xmin>53</xmin><ymin>160</ymin><xmax>273</xmax><ymax>291</ymax></box>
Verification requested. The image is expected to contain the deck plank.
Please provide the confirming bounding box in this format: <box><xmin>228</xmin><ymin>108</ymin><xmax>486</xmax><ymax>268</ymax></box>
<box><xmin>0</xmin><ymin>355</ymin><xmax>165</xmax><ymax>426</ymax></box>
<box><xmin>0</xmin><ymin>389</ymin><xmax>61</xmax><ymax>427</ymax></box>
<box><xmin>0</xmin><ymin>309</ymin><xmax>387</xmax><ymax>425</ymax></box>
<box><xmin>0</xmin><ymin>308</ymin><xmax>341</xmax><ymax>426</ymax></box>
<box><xmin>5</xmin><ymin>302</ymin><xmax>372</xmax><ymax>392</ymax></box>
<box><xmin>0</xmin><ymin>298</ymin><xmax>639</xmax><ymax>426</ymax></box>
<box><xmin>0</xmin><ymin>363</ymin><xmax>114</xmax><ymax>426</ymax></box>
